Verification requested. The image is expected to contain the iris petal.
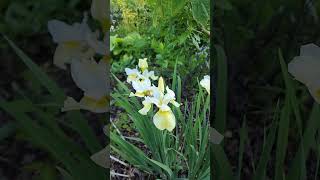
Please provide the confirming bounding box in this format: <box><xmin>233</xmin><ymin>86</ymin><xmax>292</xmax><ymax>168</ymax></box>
<box><xmin>153</xmin><ymin>110</ymin><xmax>176</xmax><ymax>132</ymax></box>
<box><xmin>138</xmin><ymin>101</ymin><xmax>152</xmax><ymax>115</ymax></box>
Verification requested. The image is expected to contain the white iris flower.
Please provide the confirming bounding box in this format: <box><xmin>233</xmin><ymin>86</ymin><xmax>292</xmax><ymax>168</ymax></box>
<box><xmin>48</xmin><ymin>15</ymin><xmax>108</xmax><ymax>69</ymax></box>
<box><xmin>288</xmin><ymin>43</ymin><xmax>320</xmax><ymax>103</ymax></box>
<box><xmin>125</xmin><ymin>58</ymin><xmax>157</xmax><ymax>86</ymax></box>
<box><xmin>125</xmin><ymin>67</ymin><xmax>140</xmax><ymax>83</ymax></box>
<box><xmin>200</xmin><ymin>75</ymin><xmax>210</xmax><ymax>94</ymax></box>
<box><xmin>129</xmin><ymin>78</ymin><xmax>154</xmax><ymax>97</ymax></box>
<box><xmin>138</xmin><ymin>77</ymin><xmax>180</xmax><ymax>131</ymax></box>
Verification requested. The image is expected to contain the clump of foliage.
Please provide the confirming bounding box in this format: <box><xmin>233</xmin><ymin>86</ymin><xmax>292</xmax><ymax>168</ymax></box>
<box><xmin>111</xmin><ymin>0</ymin><xmax>210</xmax><ymax>85</ymax></box>
<box><xmin>212</xmin><ymin>0</ymin><xmax>320</xmax><ymax>179</ymax></box>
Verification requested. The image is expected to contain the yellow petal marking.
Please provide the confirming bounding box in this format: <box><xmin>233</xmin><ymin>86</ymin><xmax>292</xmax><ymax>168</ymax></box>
<box><xmin>315</xmin><ymin>89</ymin><xmax>320</xmax><ymax>99</ymax></box>
<box><xmin>82</xmin><ymin>95</ymin><xmax>109</xmax><ymax>109</ymax></box>
<box><xmin>128</xmin><ymin>74</ymin><xmax>137</xmax><ymax>82</ymax></box>
<box><xmin>63</xmin><ymin>41</ymin><xmax>81</xmax><ymax>49</ymax></box>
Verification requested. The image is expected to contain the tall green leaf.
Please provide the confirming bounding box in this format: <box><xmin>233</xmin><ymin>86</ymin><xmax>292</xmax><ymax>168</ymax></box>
<box><xmin>4</xmin><ymin>36</ymin><xmax>65</xmax><ymax>102</ymax></box>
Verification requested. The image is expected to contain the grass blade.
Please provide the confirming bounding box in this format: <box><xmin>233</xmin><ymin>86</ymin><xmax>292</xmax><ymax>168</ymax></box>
<box><xmin>4</xmin><ymin>36</ymin><xmax>65</xmax><ymax>102</ymax></box>
<box><xmin>214</xmin><ymin>45</ymin><xmax>228</xmax><ymax>133</ymax></box>
<box><xmin>275</xmin><ymin>97</ymin><xmax>290</xmax><ymax>180</ymax></box>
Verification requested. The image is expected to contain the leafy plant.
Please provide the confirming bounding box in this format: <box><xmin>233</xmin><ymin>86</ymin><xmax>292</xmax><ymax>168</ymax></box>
<box><xmin>111</xmin><ymin>0</ymin><xmax>210</xmax><ymax>85</ymax></box>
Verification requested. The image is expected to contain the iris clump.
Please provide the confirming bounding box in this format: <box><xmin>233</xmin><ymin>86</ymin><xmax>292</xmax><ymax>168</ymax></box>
<box><xmin>125</xmin><ymin>59</ymin><xmax>180</xmax><ymax>131</ymax></box>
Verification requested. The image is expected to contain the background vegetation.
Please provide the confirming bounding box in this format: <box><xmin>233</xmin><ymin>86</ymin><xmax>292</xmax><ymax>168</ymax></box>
<box><xmin>213</xmin><ymin>0</ymin><xmax>320</xmax><ymax>179</ymax></box>
<box><xmin>110</xmin><ymin>0</ymin><xmax>210</xmax><ymax>88</ymax></box>
<box><xmin>0</xmin><ymin>0</ymin><xmax>107</xmax><ymax>179</ymax></box>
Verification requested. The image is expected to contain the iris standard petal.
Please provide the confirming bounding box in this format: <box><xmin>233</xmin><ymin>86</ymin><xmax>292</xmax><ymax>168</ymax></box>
<box><xmin>163</xmin><ymin>86</ymin><xmax>175</xmax><ymax>102</ymax></box>
<box><xmin>158</xmin><ymin>77</ymin><xmax>165</xmax><ymax>94</ymax></box>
